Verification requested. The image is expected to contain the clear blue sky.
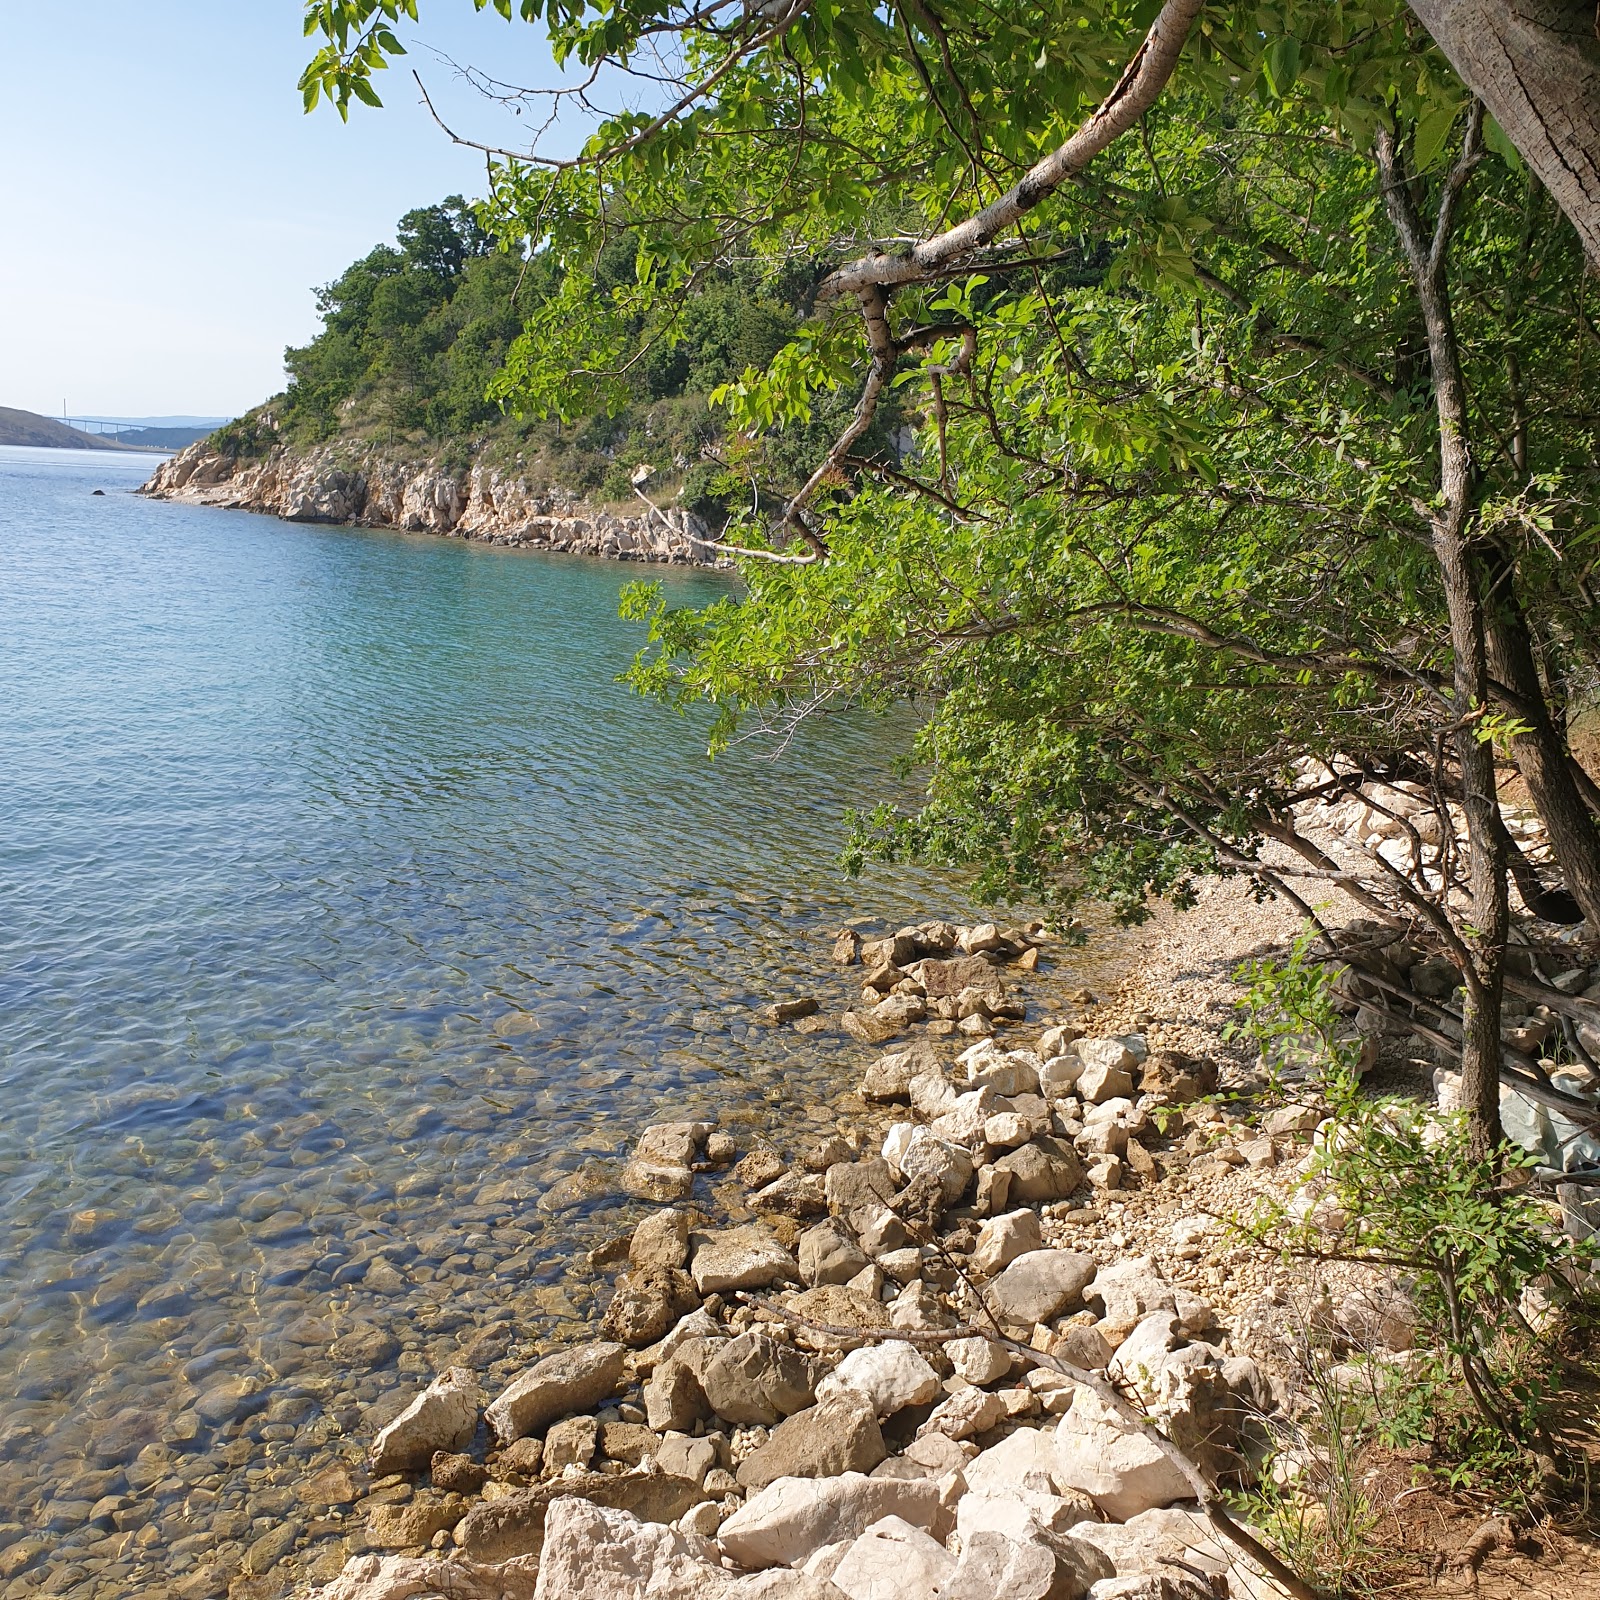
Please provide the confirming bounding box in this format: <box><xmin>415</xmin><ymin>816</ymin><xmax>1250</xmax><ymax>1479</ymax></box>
<box><xmin>0</xmin><ymin>2</ymin><xmax>575</xmax><ymax>418</ymax></box>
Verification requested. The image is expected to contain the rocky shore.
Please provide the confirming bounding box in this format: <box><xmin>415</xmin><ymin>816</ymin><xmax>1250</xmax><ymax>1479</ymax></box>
<box><xmin>282</xmin><ymin>897</ymin><xmax>1424</xmax><ymax>1600</ymax></box>
<box><xmin>139</xmin><ymin>439</ymin><xmax>718</xmax><ymax>565</ymax></box>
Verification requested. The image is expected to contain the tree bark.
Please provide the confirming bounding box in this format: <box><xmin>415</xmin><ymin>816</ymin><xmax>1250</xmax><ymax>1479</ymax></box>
<box><xmin>1408</xmin><ymin>0</ymin><xmax>1600</xmax><ymax>260</ymax></box>
<box><xmin>1378</xmin><ymin>113</ymin><xmax>1508</xmax><ymax>1153</ymax></box>
<box><xmin>1484</xmin><ymin>574</ymin><xmax>1600</xmax><ymax>923</ymax></box>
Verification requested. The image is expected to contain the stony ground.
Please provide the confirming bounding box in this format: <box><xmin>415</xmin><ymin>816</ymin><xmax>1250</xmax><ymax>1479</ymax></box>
<box><xmin>219</xmin><ymin>872</ymin><xmax>1590</xmax><ymax>1600</ymax></box>
<box><xmin>31</xmin><ymin>872</ymin><xmax>1583</xmax><ymax>1600</ymax></box>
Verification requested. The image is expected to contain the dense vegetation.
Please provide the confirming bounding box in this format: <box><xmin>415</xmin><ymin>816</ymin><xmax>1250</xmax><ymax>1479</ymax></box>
<box><xmin>242</xmin><ymin>195</ymin><xmax>891</xmax><ymax>515</ymax></box>
<box><xmin>288</xmin><ymin>0</ymin><xmax>1600</xmax><ymax>1549</ymax></box>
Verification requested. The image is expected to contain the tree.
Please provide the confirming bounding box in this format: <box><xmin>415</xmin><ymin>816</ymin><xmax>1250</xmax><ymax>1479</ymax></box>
<box><xmin>297</xmin><ymin>1</ymin><xmax>1600</xmax><ymax>1157</ymax></box>
<box><xmin>1407</xmin><ymin>0</ymin><xmax>1600</xmax><ymax>261</ymax></box>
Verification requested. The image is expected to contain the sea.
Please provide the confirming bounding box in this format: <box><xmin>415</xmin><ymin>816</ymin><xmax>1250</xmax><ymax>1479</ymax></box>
<box><xmin>0</xmin><ymin>444</ymin><xmax>1110</xmax><ymax>1596</ymax></box>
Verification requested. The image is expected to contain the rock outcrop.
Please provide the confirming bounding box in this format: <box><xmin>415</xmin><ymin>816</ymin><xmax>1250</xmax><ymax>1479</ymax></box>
<box><xmin>141</xmin><ymin>439</ymin><xmax>720</xmax><ymax>565</ymax></box>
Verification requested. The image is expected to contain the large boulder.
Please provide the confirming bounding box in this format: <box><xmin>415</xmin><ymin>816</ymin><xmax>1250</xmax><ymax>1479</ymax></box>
<box><xmin>690</xmin><ymin>1226</ymin><xmax>798</xmax><ymax>1295</ymax></box>
<box><xmin>630</xmin><ymin>1210</ymin><xmax>691</xmax><ymax>1272</ymax></box>
<box><xmin>735</xmin><ymin>1392</ymin><xmax>887</xmax><ymax>1491</ymax></box>
<box><xmin>601</xmin><ymin>1268</ymin><xmax>701</xmax><ymax>1348</ymax></box>
<box><xmin>972</xmin><ymin>1208</ymin><xmax>1044</xmax><ymax>1276</ymax></box>
<box><xmin>716</xmin><ymin>1473</ymin><xmax>942</xmax><ymax>1568</ymax></box>
<box><xmin>947</xmin><ymin>1336</ymin><xmax>1012</xmax><ymax>1387</ymax></box>
<box><xmin>643</xmin><ymin>1338</ymin><xmax>720</xmax><ymax>1433</ymax></box>
<box><xmin>825</xmin><ymin>1158</ymin><xmax>898</xmax><ymax>1222</ymax></box>
<box><xmin>1087</xmin><ymin>1260</ymin><xmax>1177</xmax><ymax>1346</ymax></box>
<box><xmin>938</xmin><ymin>1529</ymin><xmax>1112</xmax><ymax>1600</ymax></box>
<box><xmin>860</xmin><ymin>1044</ymin><xmax>938</xmax><ymax>1102</ymax></box>
<box><xmin>918</xmin><ymin>955</ymin><xmax>1000</xmax><ymax>998</ymax></box>
<box><xmin>1070</xmin><ymin>1507</ymin><xmax>1235</xmax><ymax>1588</ymax></box>
<box><xmin>827</xmin><ymin>1514</ymin><xmax>956</xmax><ymax>1600</ymax></box>
<box><xmin>894</xmin><ymin>1128</ymin><xmax>974</xmax><ymax>1205</ymax></box>
<box><xmin>622</xmin><ymin>1123</ymin><xmax>712</xmax><ymax>1203</ymax></box>
<box><xmin>486</xmin><ymin>1343</ymin><xmax>627</xmax><ymax>1446</ymax></box>
<box><xmin>1050</xmin><ymin>1390</ymin><xmax>1192</xmax><ymax>1521</ymax></box>
<box><xmin>532</xmin><ymin>1498</ymin><xmax>724</xmax><ymax>1600</ymax></box>
<box><xmin>369</xmin><ymin>1366</ymin><xmax>482</xmax><ymax>1476</ymax></box>
<box><xmin>994</xmin><ymin>1138</ymin><xmax>1084</xmax><ymax>1203</ymax></box>
<box><xmin>310</xmin><ymin>1553</ymin><xmax>539</xmax><ymax>1600</ymax></box>
<box><xmin>815</xmin><ymin>1342</ymin><xmax>941</xmax><ymax>1418</ymax></box>
<box><xmin>452</xmin><ymin>1472</ymin><xmax>705</xmax><ymax>1562</ymax></box>
<box><xmin>700</xmin><ymin>1331</ymin><xmax>817</xmax><ymax>1425</ymax></box>
<box><xmin>960</xmin><ymin>1424</ymin><xmax>1061</xmax><ymax>1497</ymax></box>
<box><xmin>987</xmin><ymin>1250</ymin><xmax>1097</xmax><ymax>1328</ymax></box>
<box><xmin>799</xmin><ymin>1221</ymin><xmax>870</xmax><ymax>1288</ymax></box>
<box><xmin>784</xmin><ymin>1284</ymin><xmax>893</xmax><ymax>1352</ymax></box>
<box><xmin>1145</xmin><ymin>1345</ymin><xmax>1275</xmax><ymax>1481</ymax></box>
<box><xmin>954</xmin><ymin>1487</ymin><xmax>1100</xmax><ymax>1546</ymax></box>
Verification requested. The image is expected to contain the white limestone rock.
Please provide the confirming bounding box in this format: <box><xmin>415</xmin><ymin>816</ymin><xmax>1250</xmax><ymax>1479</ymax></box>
<box><xmin>716</xmin><ymin>1473</ymin><xmax>942</xmax><ymax>1569</ymax></box>
<box><xmin>828</xmin><ymin>1515</ymin><xmax>956</xmax><ymax>1600</ymax></box>
<box><xmin>816</xmin><ymin>1341</ymin><xmax>942</xmax><ymax>1418</ymax></box>
<box><xmin>368</xmin><ymin>1366</ymin><xmax>482</xmax><ymax>1476</ymax></box>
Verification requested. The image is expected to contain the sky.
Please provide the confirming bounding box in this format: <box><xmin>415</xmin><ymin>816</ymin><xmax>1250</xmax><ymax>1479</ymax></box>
<box><xmin>0</xmin><ymin>2</ymin><xmax>580</xmax><ymax>419</ymax></box>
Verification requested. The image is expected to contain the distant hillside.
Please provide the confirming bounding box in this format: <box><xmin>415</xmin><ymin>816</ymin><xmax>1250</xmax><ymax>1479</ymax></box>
<box><xmin>233</xmin><ymin>195</ymin><xmax>893</xmax><ymax>526</ymax></box>
<box><xmin>0</xmin><ymin>408</ymin><xmax>128</xmax><ymax>451</ymax></box>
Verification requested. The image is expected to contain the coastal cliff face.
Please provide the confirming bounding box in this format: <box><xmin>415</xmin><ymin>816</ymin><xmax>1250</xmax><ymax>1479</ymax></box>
<box><xmin>141</xmin><ymin>440</ymin><xmax>720</xmax><ymax>565</ymax></box>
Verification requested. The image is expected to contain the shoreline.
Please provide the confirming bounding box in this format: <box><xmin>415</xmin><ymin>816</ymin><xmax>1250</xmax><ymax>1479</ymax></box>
<box><xmin>274</xmin><ymin>881</ymin><xmax>1358</xmax><ymax>1600</ymax></box>
<box><xmin>139</xmin><ymin>440</ymin><xmax>724</xmax><ymax>567</ymax></box>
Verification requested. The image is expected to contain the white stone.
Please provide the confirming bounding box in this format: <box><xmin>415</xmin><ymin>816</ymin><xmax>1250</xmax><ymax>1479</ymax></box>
<box><xmin>954</xmin><ymin>1487</ymin><xmax>1098</xmax><ymax>1547</ymax></box>
<box><xmin>1050</xmin><ymin>1389</ymin><xmax>1192</xmax><ymax>1521</ymax></box>
<box><xmin>690</xmin><ymin>1226</ymin><xmax>798</xmax><ymax>1295</ymax></box>
<box><xmin>881</xmin><ymin>1123</ymin><xmax>918</xmax><ymax>1173</ymax></box>
<box><xmin>947</xmin><ymin>1337</ymin><xmax>1011</xmax><ymax>1387</ymax></box>
<box><xmin>960</xmin><ymin>1424</ymin><xmax>1060</xmax><ymax>1496</ymax></box>
<box><xmin>828</xmin><ymin>1515</ymin><xmax>956</xmax><ymax>1600</ymax></box>
<box><xmin>896</xmin><ymin>1127</ymin><xmax>974</xmax><ymax>1204</ymax></box>
<box><xmin>986</xmin><ymin>1249</ymin><xmax>1097</xmax><ymax>1326</ymax></box>
<box><xmin>310</xmin><ymin>1553</ymin><xmax>541</xmax><ymax>1600</ymax></box>
<box><xmin>1071</xmin><ymin>1506</ymin><xmax>1233</xmax><ymax>1583</ymax></box>
<box><xmin>486</xmin><ymin>1343</ymin><xmax>627</xmax><ymax>1445</ymax></box>
<box><xmin>941</xmin><ymin>1530</ymin><xmax>1113</xmax><ymax>1600</ymax></box>
<box><xmin>1107</xmin><ymin>1314</ymin><xmax>1182</xmax><ymax>1402</ymax></box>
<box><xmin>368</xmin><ymin>1366</ymin><xmax>482</xmax><ymax>1476</ymax></box>
<box><xmin>982</xmin><ymin>1113</ymin><xmax>1033</xmax><ymax>1150</ymax></box>
<box><xmin>972</xmin><ymin>1208</ymin><xmax>1043</xmax><ymax>1275</ymax></box>
<box><xmin>1039</xmin><ymin>1054</ymin><xmax>1084</xmax><ymax>1099</ymax></box>
<box><xmin>1075</xmin><ymin>1038</ymin><xmax>1138</xmax><ymax>1077</ymax></box>
<box><xmin>533</xmin><ymin>1499</ymin><xmax>725</xmax><ymax>1600</ymax></box>
<box><xmin>817</xmin><ymin>1342</ymin><xmax>941</xmax><ymax>1418</ymax></box>
<box><xmin>919</xmin><ymin>1387</ymin><xmax>1006</xmax><ymax>1441</ymax></box>
<box><xmin>1087</xmin><ymin>1258</ymin><xmax>1178</xmax><ymax>1345</ymax></box>
<box><xmin>1078</xmin><ymin>1061</ymin><xmax>1135</xmax><ymax>1105</ymax></box>
<box><xmin>930</xmin><ymin>1089</ymin><xmax>999</xmax><ymax>1145</ymax></box>
<box><xmin>716</xmin><ymin>1473</ymin><xmax>941</xmax><ymax>1569</ymax></box>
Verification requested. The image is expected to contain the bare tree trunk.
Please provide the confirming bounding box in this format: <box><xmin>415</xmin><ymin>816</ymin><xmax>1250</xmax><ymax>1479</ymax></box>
<box><xmin>1378</xmin><ymin>113</ymin><xmax>1508</xmax><ymax>1153</ymax></box>
<box><xmin>1485</xmin><ymin>576</ymin><xmax>1600</xmax><ymax>923</ymax></box>
<box><xmin>1408</xmin><ymin>0</ymin><xmax>1600</xmax><ymax>261</ymax></box>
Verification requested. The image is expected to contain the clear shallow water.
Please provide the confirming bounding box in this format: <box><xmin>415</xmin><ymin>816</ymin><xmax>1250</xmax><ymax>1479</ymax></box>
<box><xmin>0</xmin><ymin>446</ymin><xmax>1118</xmax><ymax>1598</ymax></box>
<box><xmin>0</xmin><ymin>446</ymin><xmax>1003</xmax><ymax>1596</ymax></box>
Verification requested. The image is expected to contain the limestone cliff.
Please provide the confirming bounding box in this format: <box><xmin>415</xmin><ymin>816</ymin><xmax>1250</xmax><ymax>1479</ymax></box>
<box><xmin>140</xmin><ymin>439</ymin><xmax>721</xmax><ymax>566</ymax></box>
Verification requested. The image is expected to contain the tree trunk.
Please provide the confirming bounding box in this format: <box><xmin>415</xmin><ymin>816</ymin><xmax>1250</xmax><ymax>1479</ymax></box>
<box><xmin>1377</xmin><ymin>116</ymin><xmax>1508</xmax><ymax>1153</ymax></box>
<box><xmin>1408</xmin><ymin>0</ymin><xmax>1600</xmax><ymax>261</ymax></box>
<box><xmin>1485</xmin><ymin>577</ymin><xmax>1600</xmax><ymax>923</ymax></box>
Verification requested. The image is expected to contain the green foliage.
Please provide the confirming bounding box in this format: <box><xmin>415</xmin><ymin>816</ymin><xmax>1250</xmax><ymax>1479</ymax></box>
<box><xmin>1232</xmin><ymin>941</ymin><xmax>1594</xmax><ymax>1486</ymax></box>
<box><xmin>292</xmin><ymin>4</ymin><xmax>1600</xmax><ymax>927</ymax></box>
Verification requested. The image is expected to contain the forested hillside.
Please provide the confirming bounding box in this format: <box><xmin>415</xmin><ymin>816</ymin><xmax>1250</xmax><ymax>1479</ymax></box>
<box><xmin>228</xmin><ymin>196</ymin><xmax>891</xmax><ymax>521</ymax></box>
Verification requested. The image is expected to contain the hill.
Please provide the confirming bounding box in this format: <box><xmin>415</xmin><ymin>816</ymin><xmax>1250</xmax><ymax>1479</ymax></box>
<box><xmin>214</xmin><ymin>195</ymin><xmax>896</xmax><ymax>526</ymax></box>
<box><xmin>0</xmin><ymin>408</ymin><xmax>130</xmax><ymax>452</ymax></box>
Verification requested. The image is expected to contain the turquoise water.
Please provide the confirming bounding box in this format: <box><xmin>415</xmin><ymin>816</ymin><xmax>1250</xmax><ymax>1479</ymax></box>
<box><xmin>0</xmin><ymin>446</ymin><xmax>1001</xmax><ymax>1595</ymax></box>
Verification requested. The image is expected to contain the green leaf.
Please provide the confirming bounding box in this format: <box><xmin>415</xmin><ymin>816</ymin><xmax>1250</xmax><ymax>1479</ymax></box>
<box><xmin>1262</xmin><ymin>38</ymin><xmax>1300</xmax><ymax>99</ymax></box>
<box><xmin>1412</xmin><ymin>103</ymin><xmax>1460</xmax><ymax>173</ymax></box>
<box><xmin>1482</xmin><ymin>113</ymin><xmax>1525</xmax><ymax>173</ymax></box>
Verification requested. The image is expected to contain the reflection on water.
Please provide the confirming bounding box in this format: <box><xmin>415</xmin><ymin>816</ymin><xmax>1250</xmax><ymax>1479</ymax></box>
<box><xmin>0</xmin><ymin>447</ymin><xmax>1117</xmax><ymax>1597</ymax></box>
